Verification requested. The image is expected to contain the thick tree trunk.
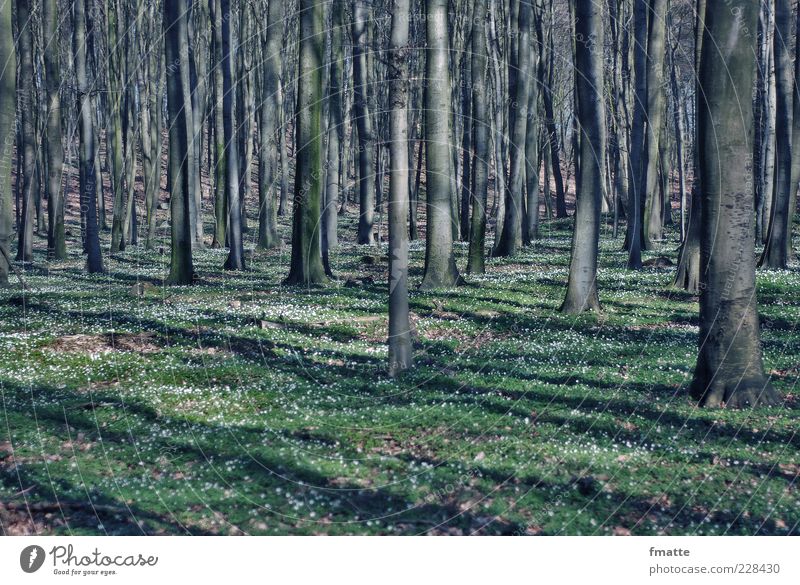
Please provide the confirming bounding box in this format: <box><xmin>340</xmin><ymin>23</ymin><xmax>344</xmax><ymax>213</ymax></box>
<box><xmin>467</xmin><ymin>2</ymin><xmax>489</xmax><ymax>275</ymax></box>
<box><xmin>285</xmin><ymin>0</ymin><xmax>326</xmax><ymax>286</ymax></box>
<box><xmin>691</xmin><ymin>0</ymin><xmax>779</xmax><ymax>408</ymax></box>
<box><xmin>387</xmin><ymin>0</ymin><xmax>413</xmax><ymax>376</ymax></box>
<box><xmin>0</xmin><ymin>0</ymin><xmax>14</xmax><ymax>285</ymax></box>
<box><xmin>561</xmin><ymin>0</ymin><xmax>605</xmax><ymax>314</ymax></box>
<box><xmin>420</xmin><ymin>0</ymin><xmax>460</xmax><ymax>289</ymax></box>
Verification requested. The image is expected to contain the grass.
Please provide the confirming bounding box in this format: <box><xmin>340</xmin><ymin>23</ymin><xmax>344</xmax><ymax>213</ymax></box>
<box><xmin>0</xmin><ymin>209</ymin><xmax>798</xmax><ymax>535</ymax></box>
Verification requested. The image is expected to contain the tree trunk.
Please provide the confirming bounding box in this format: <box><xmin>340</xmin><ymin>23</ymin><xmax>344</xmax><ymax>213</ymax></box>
<box><xmin>0</xmin><ymin>0</ymin><xmax>15</xmax><ymax>285</ymax></box>
<box><xmin>43</xmin><ymin>0</ymin><xmax>66</xmax><ymax>260</ymax></box>
<box><xmin>285</xmin><ymin>0</ymin><xmax>327</xmax><ymax>286</ymax></box>
<box><xmin>494</xmin><ymin>0</ymin><xmax>532</xmax><ymax>257</ymax></box>
<box><xmin>353</xmin><ymin>0</ymin><xmax>376</xmax><ymax>245</ymax></box>
<box><xmin>75</xmin><ymin>0</ymin><xmax>103</xmax><ymax>273</ymax></box>
<box><xmin>211</xmin><ymin>0</ymin><xmax>227</xmax><ymax>248</ymax></box>
<box><xmin>691</xmin><ymin>0</ymin><xmax>779</xmax><ymax>408</ymax></box>
<box><xmin>164</xmin><ymin>0</ymin><xmax>195</xmax><ymax>284</ymax></box>
<box><xmin>467</xmin><ymin>3</ymin><xmax>488</xmax><ymax>275</ymax></box>
<box><xmin>641</xmin><ymin>0</ymin><xmax>668</xmax><ymax>249</ymax></box>
<box><xmin>222</xmin><ymin>0</ymin><xmax>244</xmax><ymax>270</ymax></box>
<box><xmin>15</xmin><ymin>0</ymin><xmax>35</xmax><ymax>263</ymax></box>
<box><xmin>759</xmin><ymin>0</ymin><xmax>792</xmax><ymax>269</ymax></box>
<box><xmin>561</xmin><ymin>0</ymin><xmax>605</xmax><ymax>314</ymax></box>
<box><xmin>387</xmin><ymin>0</ymin><xmax>413</xmax><ymax>376</ymax></box>
<box><xmin>420</xmin><ymin>0</ymin><xmax>460</xmax><ymax>289</ymax></box>
<box><xmin>323</xmin><ymin>0</ymin><xmax>345</xmax><ymax>251</ymax></box>
<box><xmin>673</xmin><ymin>0</ymin><xmax>705</xmax><ymax>294</ymax></box>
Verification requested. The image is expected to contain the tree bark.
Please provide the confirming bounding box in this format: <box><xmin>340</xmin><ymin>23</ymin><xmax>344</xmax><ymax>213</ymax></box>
<box><xmin>561</xmin><ymin>0</ymin><xmax>605</xmax><ymax>314</ymax></box>
<box><xmin>75</xmin><ymin>0</ymin><xmax>103</xmax><ymax>273</ymax></box>
<box><xmin>353</xmin><ymin>0</ymin><xmax>376</xmax><ymax>245</ymax></box>
<box><xmin>759</xmin><ymin>0</ymin><xmax>793</xmax><ymax>269</ymax></box>
<box><xmin>0</xmin><ymin>0</ymin><xmax>15</xmax><ymax>285</ymax></box>
<box><xmin>43</xmin><ymin>0</ymin><xmax>66</xmax><ymax>260</ymax></box>
<box><xmin>285</xmin><ymin>0</ymin><xmax>327</xmax><ymax>286</ymax></box>
<box><xmin>164</xmin><ymin>0</ymin><xmax>195</xmax><ymax>285</ymax></box>
<box><xmin>387</xmin><ymin>0</ymin><xmax>413</xmax><ymax>376</ymax></box>
<box><xmin>467</xmin><ymin>4</ymin><xmax>488</xmax><ymax>275</ymax></box>
<box><xmin>691</xmin><ymin>0</ymin><xmax>779</xmax><ymax>408</ymax></box>
<box><xmin>420</xmin><ymin>0</ymin><xmax>460</xmax><ymax>289</ymax></box>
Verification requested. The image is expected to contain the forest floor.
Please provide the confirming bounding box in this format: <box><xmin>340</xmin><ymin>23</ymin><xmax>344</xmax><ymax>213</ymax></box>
<box><xmin>1</xmin><ymin>206</ymin><xmax>799</xmax><ymax>535</ymax></box>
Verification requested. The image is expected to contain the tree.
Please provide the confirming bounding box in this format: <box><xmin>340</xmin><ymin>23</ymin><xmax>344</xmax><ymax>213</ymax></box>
<box><xmin>256</xmin><ymin>0</ymin><xmax>284</xmax><ymax>250</ymax></box>
<box><xmin>641</xmin><ymin>0</ymin><xmax>668</xmax><ymax>249</ymax></box>
<box><xmin>625</xmin><ymin>0</ymin><xmax>647</xmax><ymax>269</ymax></box>
<box><xmin>164</xmin><ymin>0</ymin><xmax>195</xmax><ymax>285</ymax></box>
<box><xmin>15</xmin><ymin>0</ymin><xmax>35</xmax><ymax>263</ymax></box>
<box><xmin>691</xmin><ymin>0</ymin><xmax>779</xmax><ymax>408</ymax></box>
<box><xmin>43</xmin><ymin>0</ymin><xmax>66</xmax><ymax>260</ymax></box>
<box><xmin>74</xmin><ymin>0</ymin><xmax>103</xmax><ymax>273</ymax></box>
<box><xmin>561</xmin><ymin>0</ymin><xmax>605</xmax><ymax>314</ymax></box>
<box><xmin>673</xmin><ymin>0</ymin><xmax>706</xmax><ymax>294</ymax></box>
<box><xmin>222</xmin><ymin>0</ymin><xmax>245</xmax><ymax>270</ymax></box>
<box><xmin>467</xmin><ymin>3</ymin><xmax>489</xmax><ymax>275</ymax></box>
<box><xmin>352</xmin><ymin>0</ymin><xmax>376</xmax><ymax>245</ymax></box>
<box><xmin>420</xmin><ymin>0</ymin><xmax>460</xmax><ymax>290</ymax></box>
<box><xmin>323</xmin><ymin>0</ymin><xmax>345</xmax><ymax>252</ymax></box>
<box><xmin>387</xmin><ymin>0</ymin><xmax>413</xmax><ymax>376</ymax></box>
<box><xmin>285</xmin><ymin>0</ymin><xmax>326</xmax><ymax>286</ymax></box>
<box><xmin>494</xmin><ymin>0</ymin><xmax>533</xmax><ymax>258</ymax></box>
<box><xmin>0</xmin><ymin>0</ymin><xmax>15</xmax><ymax>285</ymax></box>
<box><xmin>759</xmin><ymin>0</ymin><xmax>793</xmax><ymax>269</ymax></box>
<box><xmin>108</xmin><ymin>0</ymin><xmax>127</xmax><ymax>253</ymax></box>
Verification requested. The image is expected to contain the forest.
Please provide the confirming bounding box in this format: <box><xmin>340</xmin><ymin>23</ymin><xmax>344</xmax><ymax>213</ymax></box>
<box><xmin>0</xmin><ymin>0</ymin><xmax>798</xmax><ymax>536</ymax></box>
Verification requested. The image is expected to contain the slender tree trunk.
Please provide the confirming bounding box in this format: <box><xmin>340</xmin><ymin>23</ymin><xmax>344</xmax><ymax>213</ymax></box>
<box><xmin>562</xmin><ymin>0</ymin><xmax>605</xmax><ymax>314</ymax></box>
<box><xmin>673</xmin><ymin>0</ymin><xmax>705</xmax><ymax>293</ymax></box>
<box><xmin>108</xmin><ymin>1</ymin><xmax>127</xmax><ymax>253</ymax></box>
<box><xmin>691</xmin><ymin>0</ymin><xmax>779</xmax><ymax>408</ymax></box>
<box><xmin>323</xmin><ymin>0</ymin><xmax>345</xmax><ymax>251</ymax></box>
<box><xmin>285</xmin><ymin>0</ymin><xmax>326</xmax><ymax>286</ymax></box>
<box><xmin>15</xmin><ymin>0</ymin><xmax>35</xmax><ymax>263</ymax></box>
<box><xmin>388</xmin><ymin>0</ymin><xmax>412</xmax><ymax>376</ymax></box>
<box><xmin>760</xmin><ymin>0</ymin><xmax>792</xmax><ymax>269</ymax></box>
<box><xmin>164</xmin><ymin>0</ymin><xmax>194</xmax><ymax>284</ymax></box>
<box><xmin>353</xmin><ymin>0</ymin><xmax>376</xmax><ymax>245</ymax></box>
<box><xmin>494</xmin><ymin>0</ymin><xmax>532</xmax><ymax>257</ymax></box>
<box><xmin>222</xmin><ymin>0</ymin><xmax>244</xmax><ymax>270</ymax></box>
<box><xmin>75</xmin><ymin>0</ymin><xmax>103</xmax><ymax>273</ymax></box>
<box><xmin>420</xmin><ymin>0</ymin><xmax>460</xmax><ymax>289</ymax></box>
<box><xmin>467</xmin><ymin>3</ymin><xmax>488</xmax><ymax>275</ymax></box>
<box><xmin>641</xmin><ymin>0</ymin><xmax>668</xmax><ymax>249</ymax></box>
<box><xmin>211</xmin><ymin>0</ymin><xmax>227</xmax><ymax>248</ymax></box>
<box><xmin>257</xmin><ymin>0</ymin><xmax>284</xmax><ymax>250</ymax></box>
<box><xmin>0</xmin><ymin>0</ymin><xmax>15</xmax><ymax>285</ymax></box>
<box><xmin>43</xmin><ymin>0</ymin><xmax>65</xmax><ymax>260</ymax></box>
